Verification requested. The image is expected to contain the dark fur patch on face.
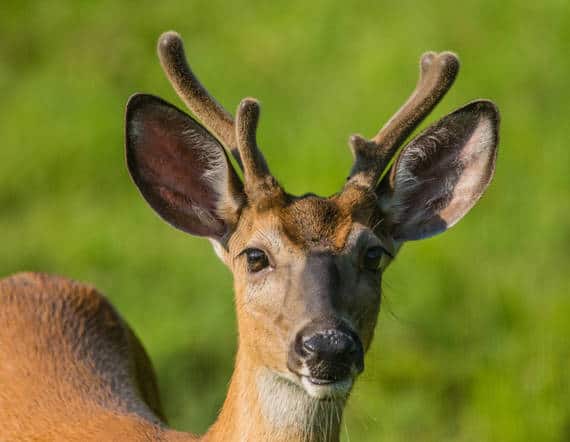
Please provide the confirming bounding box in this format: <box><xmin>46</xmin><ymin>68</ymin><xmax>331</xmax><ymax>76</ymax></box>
<box><xmin>279</xmin><ymin>195</ymin><xmax>353</xmax><ymax>250</ymax></box>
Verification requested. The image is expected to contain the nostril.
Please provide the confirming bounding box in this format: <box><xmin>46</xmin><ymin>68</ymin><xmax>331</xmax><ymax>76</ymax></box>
<box><xmin>301</xmin><ymin>334</ymin><xmax>320</xmax><ymax>355</ymax></box>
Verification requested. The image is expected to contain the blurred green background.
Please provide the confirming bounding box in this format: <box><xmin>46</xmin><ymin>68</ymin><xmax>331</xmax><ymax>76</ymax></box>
<box><xmin>1</xmin><ymin>1</ymin><xmax>569</xmax><ymax>440</ymax></box>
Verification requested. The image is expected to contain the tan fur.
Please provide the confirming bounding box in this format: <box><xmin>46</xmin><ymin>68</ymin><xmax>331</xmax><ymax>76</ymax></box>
<box><xmin>0</xmin><ymin>273</ymin><xmax>180</xmax><ymax>441</ymax></box>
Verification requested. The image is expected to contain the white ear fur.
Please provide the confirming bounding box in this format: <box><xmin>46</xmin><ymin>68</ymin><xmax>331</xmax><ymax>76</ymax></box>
<box><xmin>209</xmin><ymin>239</ymin><xmax>229</xmax><ymax>264</ymax></box>
<box><xmin>378</xmin><ymin>100</ymin><xmax>499</xmax><ymax>241</ymax></box>
<box><xmin>437</xmin><ymin>116</ymin><xmax>496</xmax><ymax>228</ymax></box>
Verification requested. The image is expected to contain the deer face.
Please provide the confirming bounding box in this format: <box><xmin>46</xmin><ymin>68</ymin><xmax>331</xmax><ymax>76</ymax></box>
<box><xmin>125</xmin><ymin>32</ymin><xmax>499</xmax><ymax>401</ymax></box>
<box><xmin>223</xmin><ymin>196</ymin><xmax>388</xmax><ymax>399</ymax></box>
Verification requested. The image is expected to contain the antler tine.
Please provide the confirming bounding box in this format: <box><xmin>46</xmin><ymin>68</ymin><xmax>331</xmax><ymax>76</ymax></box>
<box><xmin>157</xmin><ymin>31</ymin><xmax>239</xmax><ymax>163</ymax></box>
<box><xmin>235</xmin><ymin>98</ymin><xmax>280</xmax><ymax>202</ymax></box>
<box><xmin>372</xmin><ymin>51</ymin><xmax>459</xmax><ymax>151</ymax></box>
<box><xmin>346</xmin><ymin>52</ymin><xmax>460</xmax><ymax>190</ymax></box>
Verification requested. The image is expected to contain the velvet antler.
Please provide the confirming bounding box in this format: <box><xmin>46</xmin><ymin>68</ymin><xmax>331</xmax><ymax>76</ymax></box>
<box><xmin>344</xmin><ymin>52</ymin><xmax>460</xmax><ymax>192</ymax></box>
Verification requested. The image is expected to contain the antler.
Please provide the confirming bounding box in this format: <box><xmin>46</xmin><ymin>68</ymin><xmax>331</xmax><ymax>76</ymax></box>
<box><xmin>344</xmin><ymin>52</ymin><xmax>460</xmax><ymax>191</ymax></box>
<box><xmin>235</xmin><ymin>98</ymin><xmax>282</xmax><ymax>203</ymax></box>
<box><xmin>158</xmin><ymin>31</ymin><xmax>278</xmax><ymax>204</ymax></box>
<box><xmin>157</xmin><ymin>31</ymin><xmax>268</xmax><ymax>172</ymax></box>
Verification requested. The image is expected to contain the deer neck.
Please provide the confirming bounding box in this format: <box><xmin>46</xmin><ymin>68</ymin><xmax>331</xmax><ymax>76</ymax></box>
<box><xmin>202</xmin><ymin>349</ymin><xmax>343</xmax><ymax>442</ymax></box>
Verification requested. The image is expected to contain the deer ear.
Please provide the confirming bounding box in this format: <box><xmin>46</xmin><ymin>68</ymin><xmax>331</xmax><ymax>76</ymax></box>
<box><xmin>377</xmin><ymin>100</ymin><xmax>499</xmax><ymax>241</ymax></box>
<box><xmin>125</xmin><ymin>94</ymin><xmax>244</xmax><ymax>240</ymax></box>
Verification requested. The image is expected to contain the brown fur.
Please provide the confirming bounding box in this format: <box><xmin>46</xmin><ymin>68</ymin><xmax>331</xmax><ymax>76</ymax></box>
<box><xmin>279</xmin><ymin>195</ymin><xmax>353</xmax><ymax>251</ymax></box>
<box><xmin>0</xmin><ymin>273</ymin><xmax>179</xmax><ymax>441</ymax></box>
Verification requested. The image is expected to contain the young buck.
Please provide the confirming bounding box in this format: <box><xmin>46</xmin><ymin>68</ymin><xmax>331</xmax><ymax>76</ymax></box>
<box><xmin>0</xmin><ymin>31</ymin><xmax>499</xmax><ymax>441</ymax></box>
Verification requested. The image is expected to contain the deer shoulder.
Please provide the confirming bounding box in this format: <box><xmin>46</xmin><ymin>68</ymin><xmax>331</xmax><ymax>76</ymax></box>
<box><xmin>0</xmin><ymin>272</ymin><xmax>182</xmax><ymax>441</ymax></box>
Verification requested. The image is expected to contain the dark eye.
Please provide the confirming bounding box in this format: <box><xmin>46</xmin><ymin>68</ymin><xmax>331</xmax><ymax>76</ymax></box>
<box><xmin>363</xmin><ymin>246</ymin><xmax>386</xmax><ymax>271</ymax></box>
<box><xmin>244</xmin><ymin>248</ymin><xmax>270</xmax><ymax>273</ymax></box>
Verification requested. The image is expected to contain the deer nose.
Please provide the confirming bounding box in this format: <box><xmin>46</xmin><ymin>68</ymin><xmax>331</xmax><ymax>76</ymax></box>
<box><xmin>302</xmin><ymin>329</ymin><xmax>356</xmax><ymax>358</ymax></box>
<box><xmin>295</xmin><ymin>327</ymin><xmax>364</xmax><ymax>381</ymax></box>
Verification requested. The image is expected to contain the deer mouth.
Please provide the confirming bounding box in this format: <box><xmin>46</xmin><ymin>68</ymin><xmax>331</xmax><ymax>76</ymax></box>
<box><xmin>286</xmin><ymin>360</ymin><xmax>356</xmax><ymax>400</ymax></box>
<box><xmin>300</xmin><ymin>375</ymin><xmax>354</xmax><ymax>399</ymax></box>
<box><xmin>307</xmin><ymin>376</ymin><xmax>338</xmax><ymax>385</ymax></box>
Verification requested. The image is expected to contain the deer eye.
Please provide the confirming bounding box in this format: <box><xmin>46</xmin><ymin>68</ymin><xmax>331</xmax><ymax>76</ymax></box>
<box><xmin>244</xmin><ymin>248</ymin><xmax>270</xmax><ymax>273</ymax></box>
<box><xmin>363</xmin><ymin>246</ymin><xmax>387</xmax><ymax>271</ymax></box>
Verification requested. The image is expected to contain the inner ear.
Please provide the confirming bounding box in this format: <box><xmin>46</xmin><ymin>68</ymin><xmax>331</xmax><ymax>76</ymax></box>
<box><xmin>125</xmin><ymin>94</ymin><xmax>244</xmax><ymax>239</ymax></box>
<box><xmin>377</xmin><ymin>100</ymin><xmax>499</xmax><ymax>241</ymax></box>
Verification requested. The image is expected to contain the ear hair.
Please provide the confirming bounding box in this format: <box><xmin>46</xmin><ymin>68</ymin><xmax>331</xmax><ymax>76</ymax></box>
<box><xmin>377</xmin><ymin>100</ymin><xmax>499</xmax><ymax>241</ymax></box>
<box><xmin>125</xmin><ymin>94</ymin><xmax>244</xmax><ymax>241</ymax></box>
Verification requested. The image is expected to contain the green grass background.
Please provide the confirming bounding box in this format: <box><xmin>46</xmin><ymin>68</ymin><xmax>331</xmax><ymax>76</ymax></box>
<box><xmin>1</xmin><ymin>1</ymin><xmax>569</xmax><ymax>440</ymax></box>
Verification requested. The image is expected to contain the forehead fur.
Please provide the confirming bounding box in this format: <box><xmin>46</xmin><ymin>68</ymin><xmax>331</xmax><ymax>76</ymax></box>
<box><xmin>278</xmin><ymin>194</ymin><xmax>353</xmax><ymax>250</ymax></box>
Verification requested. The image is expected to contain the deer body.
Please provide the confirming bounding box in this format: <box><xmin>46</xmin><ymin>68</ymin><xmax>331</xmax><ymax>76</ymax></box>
<box><xmin>0</xmin><ymin>272</ymin><xmax>342</xmax><ymax>441</ymax></box>
<box><xmin>0</xmin><ymin>272</ymin><xmax>171</xmax><ymax>441</ymax></box>
<box><xmin>0</xmin><ymin>31</ymin><xmax>499</xmax><ymax>441</ymax></box>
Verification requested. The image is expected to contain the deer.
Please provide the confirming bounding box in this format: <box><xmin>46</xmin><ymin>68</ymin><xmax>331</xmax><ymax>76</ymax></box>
<box><xmin>0</xmin><ymin>31</ymin><xmax>499</xmax><ymax>441</ymax></box>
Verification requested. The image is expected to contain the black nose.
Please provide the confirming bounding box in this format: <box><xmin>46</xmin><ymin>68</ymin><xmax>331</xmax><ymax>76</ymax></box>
<box><xmin>302</xmin><ymin>329</ymin><xmax>357</xmax><ymax>358</ymax></box>
<box><xmin>294</xmin><ymin>326</ymin><xmax>364</xmax><ymax>381</ymax></box>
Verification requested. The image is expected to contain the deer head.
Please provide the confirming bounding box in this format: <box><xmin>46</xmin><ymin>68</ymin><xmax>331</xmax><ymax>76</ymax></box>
<box><xmin>125</xmin><ymin>31</ymin><xmax>499</xmax><ymax>439</ymax></box>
